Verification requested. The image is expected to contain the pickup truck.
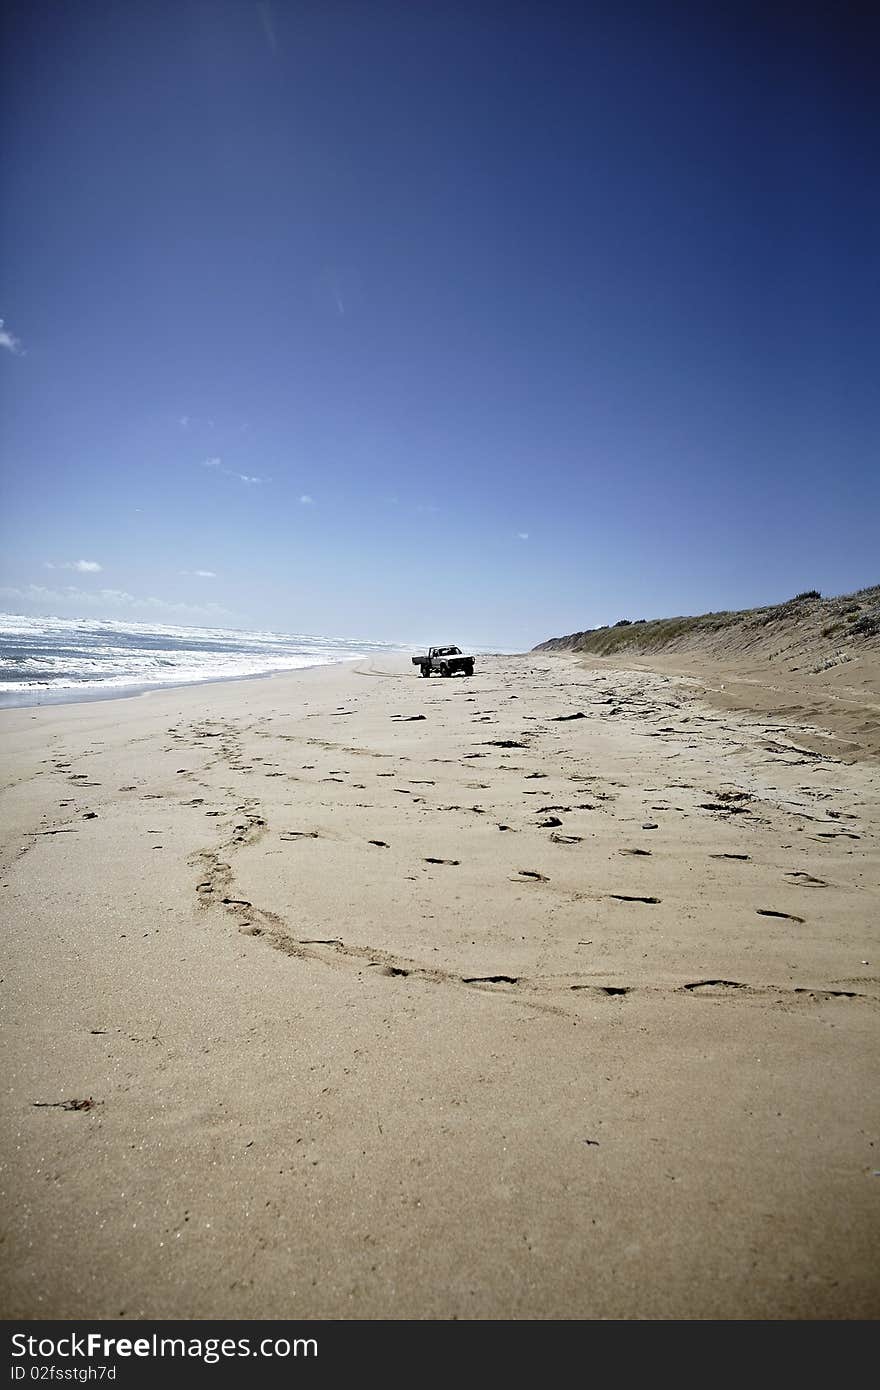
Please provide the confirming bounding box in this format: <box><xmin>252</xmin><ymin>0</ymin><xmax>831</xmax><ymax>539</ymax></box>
<box><xmin>412</xmin><ymin>646</ymin><xmax>475</xmax><ymax>678</ymax></box>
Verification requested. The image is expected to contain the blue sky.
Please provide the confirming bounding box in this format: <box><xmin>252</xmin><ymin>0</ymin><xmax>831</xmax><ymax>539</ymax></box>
<box><xmin>1</xmin><ymin>2</ymin><xmax>877</xmax><ymax>649</ymax></box>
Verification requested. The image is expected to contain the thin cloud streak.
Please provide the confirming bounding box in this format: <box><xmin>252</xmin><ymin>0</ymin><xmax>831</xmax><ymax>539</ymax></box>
<box><xmin>202</xmin><ymin>457</ymin><xmax>266</xmax><ymax>485</ymax></box>
<box><xmin>45</xmin><ymin>560</ymin><xmax>103</xmax><ymax>573</ymax></box>
<box><xmin>1</xmin><ymin>584</ymin><xmax>233</xmax><ymax>621</ymax></box>
<box><xmin>257</xmin><ymin>2</ymin><xmax>278</xmax><ymax>54</ymax></box>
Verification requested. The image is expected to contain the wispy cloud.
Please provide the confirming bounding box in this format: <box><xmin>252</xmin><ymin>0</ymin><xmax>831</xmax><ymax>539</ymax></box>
<box><xmin>180</xmin><ymin>569</ymin><xmax>217</xmax><ymax>579</ymax></box>
<box><xmin>202</xmin><ymin>457</ymin><xmax>266</xmax><ymax>485</ymax></box>
<box><xmin>257</xmin><ymin>1</ymin><xmax>278</xmax><ymax>54</ymax></box>
<box><xmin>319</xmin><ymin>267</ymin><xmax>361</xmax><ymax>321</ymax></box>
<box><xmin>0</xmin><ymin>318</ymin><xmax>24</xmax><ymax>355</ymax></box>
<box><xmin>299</xmin><ymin>494</ymin><xmax>314</xmax><ymax>505</ymax></box>
<box><xmin>1</xmin><ymin>584</ymin><xmax>232</xmax><ymax>621</ymax></box>
<box><xmin>516</xmin><ymin>532</ymin><xmax>529</xmax><ymax>541</ymax></box>
<box><xmin>45</xmin><ymin>559</ymin><xmax>103</xmax><ymax>573</ymax></box>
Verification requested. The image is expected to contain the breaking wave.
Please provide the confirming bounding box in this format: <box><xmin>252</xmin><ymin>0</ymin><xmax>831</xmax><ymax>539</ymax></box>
<box><xmin>0</xmin><ymin>613</ymin><xmax>407</xmax><ymax>707</ymax></box>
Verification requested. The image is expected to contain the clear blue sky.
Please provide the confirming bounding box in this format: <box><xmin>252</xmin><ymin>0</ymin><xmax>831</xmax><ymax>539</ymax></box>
<box><xmin>1</xmin><ymin>2</ymin><xmax>877</xmax><ymax>649</ymax></box>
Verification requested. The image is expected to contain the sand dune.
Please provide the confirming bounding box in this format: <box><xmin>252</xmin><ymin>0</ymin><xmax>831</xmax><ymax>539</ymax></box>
<box><xmin>1</xmin><ymin>651</ymin><xmax>877</xmax><ymax>1318</ymax></box>
<box><xmin>536</xmin><ymin>586</ymin><xmax>880</xmax><ymax>762</ymax></box>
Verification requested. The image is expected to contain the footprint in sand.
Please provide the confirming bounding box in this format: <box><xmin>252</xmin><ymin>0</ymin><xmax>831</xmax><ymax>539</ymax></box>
<box><xmin>682</xmin><ymin>980</ymin><xmax>750</xmax><ymax>994</ymax></box>
<box><xmin>570</xmin><ymin>984</ymin><xmax>630</xmax><ymax>996</ymax></box>
<box><xmin>463</xmin><ymin>975</ymin><xmax>519</xmax><ymax>986</ymax></box>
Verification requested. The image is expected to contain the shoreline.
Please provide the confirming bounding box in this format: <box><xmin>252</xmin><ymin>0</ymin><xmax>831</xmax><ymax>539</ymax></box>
<box><xmin>5</xmin><ymin>639</ymin><xmax>875</xmax><ymax>761</ymax></box>
<box><xmin>2</xmin><ymin>651</ymin><xmax>877</xmax><ymax>1318</ymax></box>
<box><xmin>0</xmin><ymin>656</ymin><xmax>370</xmax><ymax>713</ymax></box>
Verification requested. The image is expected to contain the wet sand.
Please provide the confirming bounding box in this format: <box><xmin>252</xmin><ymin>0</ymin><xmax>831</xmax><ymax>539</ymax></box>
<box><xmin>1</xmin><ymin>653</ymin><xmax>878</xmax><ymax>1318</ymax></box>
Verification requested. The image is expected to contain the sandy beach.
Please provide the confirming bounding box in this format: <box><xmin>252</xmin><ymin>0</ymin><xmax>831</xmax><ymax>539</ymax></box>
<box><xmin>1</xmin><ymin>652</ymin><xmax>878</xmax><ymax>1319</ymax></box>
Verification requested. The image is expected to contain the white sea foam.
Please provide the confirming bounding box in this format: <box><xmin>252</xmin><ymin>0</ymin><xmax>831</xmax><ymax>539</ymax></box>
<box><xmin>0</xmin><ymin>613</ymin><xmax>409</xmax><ymax>705</ymax></box>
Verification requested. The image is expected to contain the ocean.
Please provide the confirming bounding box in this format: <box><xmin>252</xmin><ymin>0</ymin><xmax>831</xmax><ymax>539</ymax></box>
<box><xmin>0</xmin><ymin>613</ymin><xmax>408</xmax><ymax>708</ymax></box>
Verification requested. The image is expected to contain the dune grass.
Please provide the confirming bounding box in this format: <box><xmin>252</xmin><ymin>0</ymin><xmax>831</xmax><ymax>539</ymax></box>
<box><xmin>535</xmin><ymin>585</ymin><xmax>880</xmax><ymax>657</ymax></box>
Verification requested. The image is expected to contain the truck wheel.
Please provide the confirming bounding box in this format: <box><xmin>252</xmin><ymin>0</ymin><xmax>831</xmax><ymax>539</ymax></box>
<box><xmin>465</xmin><ymin>662</ymin><xmax>474</xmax><ymax>676</ymax></box>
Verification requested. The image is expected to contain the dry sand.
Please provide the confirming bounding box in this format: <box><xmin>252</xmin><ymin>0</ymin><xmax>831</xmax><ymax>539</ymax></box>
<box><xmin>1</xmin><ymin>652</ymin><xmax>878</xmax><ymax>1319</ymax></box>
